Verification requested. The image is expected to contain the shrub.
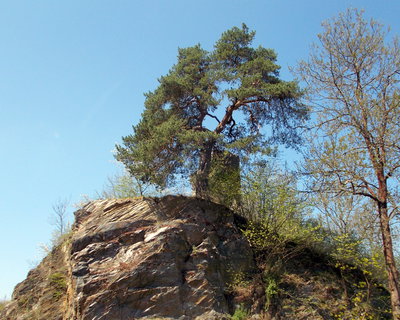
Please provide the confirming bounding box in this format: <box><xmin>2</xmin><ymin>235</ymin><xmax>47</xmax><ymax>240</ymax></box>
<box><xmin>49</xmin><ymin>271</ymin><xmax>67</xmax><ymax>300</ymax></box>
<box><xmin>231</xmin><ymin>305</ymin><xmax>249</xmax><ymax>320</ymax></box>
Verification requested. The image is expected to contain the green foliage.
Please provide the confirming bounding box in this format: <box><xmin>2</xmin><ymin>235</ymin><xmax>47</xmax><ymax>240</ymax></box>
<box><xmin>331</xmin><ymin>234</ymin><xmax>384</xmax><ymax>277</ymax></box>
<box><xmin>228</xmin><ymin>270</ymin><xmax>251</xmax><ymax>290</ymax></box>
<box><xmin>240</xmin><ymin>160</ymin><xmax>322</xmax><ymax>262</ymax></box>
<box><xmin>207</xmin><ymin>151</ymin><xmax>241</xmax><ymax>207</ymax></box>
<box><xmin>326</xmin><ymin>233</ymin><xmax>390</xmax><ymax>319</ymax></box>
<box><xmin>116</xmin><ymin>24</ymin><xmax>307</xmax><ymax>194</ymax></box>
<box><xmin>236</xmin><ymin>158</ymin><xmax>390</xmax><ymax>318</ymax></box>
<box><xmin>17</xmin><ymin>295</ymin><xmax>35</xmax><ymax>310</ymax></box>
<box><xmin>49</xmin><ymin>272</ymin><xmax>67</xmax><ymax>300</ymax></box>
<box><xmin>297</xmin><ymin>9</ymin><xmax>400</xmax><ymax>317</ymax></box>
<box><xmin>264</xmin><ymin>275</ymin><xmax>278</xmax><ymax>310</ymax></box>
<box><xmin>231</xmin><ymin>305</ymin><xmax>249</xmax><ymax>320</ymax></box>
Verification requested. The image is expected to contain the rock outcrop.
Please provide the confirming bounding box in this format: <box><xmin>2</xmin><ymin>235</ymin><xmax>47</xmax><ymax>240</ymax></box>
<box><xmin>2</xmin><ymin>196</ymin><xmax>255</xmax><ymax>320</ymax></box>
<box><xmin>2</xmin><ymin>195</ymin><xmax>392</xmax><ymax>319</ymax></box>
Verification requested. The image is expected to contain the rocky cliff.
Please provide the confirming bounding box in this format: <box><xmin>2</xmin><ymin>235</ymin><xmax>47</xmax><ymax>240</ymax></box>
<box><xmin>1</xmin><ymin>196</ymin><xmax>255</xmax><ymax>320</ymax></box>
<box><xmin>1</xmin><ymin>196</ymin><xmax>391</xmax><ymax>320</ymax></box>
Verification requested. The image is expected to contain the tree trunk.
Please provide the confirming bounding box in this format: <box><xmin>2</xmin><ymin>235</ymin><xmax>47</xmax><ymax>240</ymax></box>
<box><xmin>377</xmin><ymin>182</ymin><xmax>400</xmax><ymax>319</ymax></box>
<box><xmin>194</xmin><ymin>140</ymin><xmax>214</xmax><ymax>199</ymax></box>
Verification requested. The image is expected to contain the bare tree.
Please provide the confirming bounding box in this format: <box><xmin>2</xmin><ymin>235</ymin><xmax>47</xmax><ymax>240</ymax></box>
<box><xmin>313</xmin><ymin>193</ymin><xmax>378</xmax><ymax>240</ymax></box>
<box><xmin>297</xmin><ymin>9</ymin><xmax>400</xmax><ymax>318</ymax></box>
<box><xmin>50</xmin><ymin>198</ymin><xmax>70</xmax><ymax>237</ymax></box>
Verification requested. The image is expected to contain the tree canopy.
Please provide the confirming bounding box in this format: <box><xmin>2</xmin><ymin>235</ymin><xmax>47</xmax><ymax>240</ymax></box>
<box><xmin>297</xmin><ymin>9</ymin><xmax>400</xmax><ymax>318</ymax></box>
<box><xmin>116</xmin><ymin>24</ymin><xmax>308</xmax><ymax>197</ymax></box>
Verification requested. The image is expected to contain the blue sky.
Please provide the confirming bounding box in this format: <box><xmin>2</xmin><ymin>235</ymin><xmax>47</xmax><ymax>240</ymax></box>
<box><xmin>1</xmin><ymin>0</ymin><xmax>399</xmax><ymax>299</ymax></box>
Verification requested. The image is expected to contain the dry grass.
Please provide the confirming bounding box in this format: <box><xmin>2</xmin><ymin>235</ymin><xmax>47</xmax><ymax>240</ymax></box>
<box><xmin>0</xmin><ymin>299</ymin><xmax>9</xmax><ymax>312</ymax></box>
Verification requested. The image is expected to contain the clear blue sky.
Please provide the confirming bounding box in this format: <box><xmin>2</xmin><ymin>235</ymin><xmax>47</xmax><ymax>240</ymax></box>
<box><xmin>1</xmin><ymin>0</ymin><xmax>399</xmax><ymax>299</ymax></box>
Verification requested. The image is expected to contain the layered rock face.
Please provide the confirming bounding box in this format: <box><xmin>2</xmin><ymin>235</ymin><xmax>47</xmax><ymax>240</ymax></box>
<box><xmin>2</xmin><ymin>196</ymin><xmax>254</xmax><ymax>319</ymax></box>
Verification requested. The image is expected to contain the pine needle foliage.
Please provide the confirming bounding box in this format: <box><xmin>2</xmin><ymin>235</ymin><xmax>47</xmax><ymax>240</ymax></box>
<box><xmin>116</xmin><ymin>24</ymin><xmax>308</xmax><ymax>196</ymax></box>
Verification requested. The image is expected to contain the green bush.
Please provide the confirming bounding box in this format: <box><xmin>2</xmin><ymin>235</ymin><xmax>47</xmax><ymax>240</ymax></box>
<box><xmin>231</xmin><ymin>305</ymin><xmax>249</xmax><ymax>320</ymax></box>
<box><xmin>264</xmin><ymin>275</ymin><xmax>278</xmax><ymax>310</ymax></box>
<box><xmin>239</xmin><ymin>161</ymin><xmax>322</xmax><ymax>264</ymax></box>
<box><xmin>49</xmin><ymin>272</ymin><xmax>67</xmax><ymax>300</ymax></box>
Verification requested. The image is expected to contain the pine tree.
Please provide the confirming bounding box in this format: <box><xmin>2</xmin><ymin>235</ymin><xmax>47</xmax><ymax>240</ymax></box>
<box><xmin>116</xmin><ymin>24</ymin><xmax>307</xmax><ymax>197</ymax></box>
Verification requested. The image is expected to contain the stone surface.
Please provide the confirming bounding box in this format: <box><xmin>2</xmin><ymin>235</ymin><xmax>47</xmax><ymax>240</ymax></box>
<box><xmin>2</xmin><ymin>196</ymin><xmax>254</xmax><ymax>319</ymax></box>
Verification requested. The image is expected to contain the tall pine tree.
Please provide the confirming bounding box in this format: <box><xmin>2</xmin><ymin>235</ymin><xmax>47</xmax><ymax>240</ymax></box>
<box><xmin>116</xmin><ymin>24</ymin><xmax>307</xmax><ymax>197</ymax></box>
